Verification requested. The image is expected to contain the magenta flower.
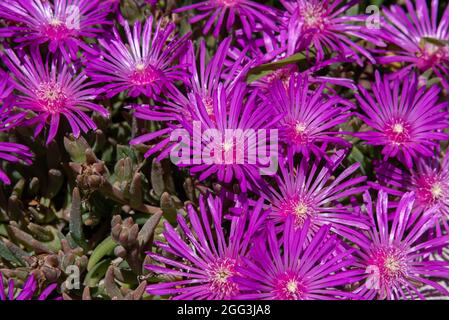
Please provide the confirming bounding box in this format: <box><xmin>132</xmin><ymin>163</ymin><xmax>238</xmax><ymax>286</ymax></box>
<box><xmin>146</xmin><ymin>195</ymin><xmax>267</xmax><ymax>300</ymax></box>
<box><xmin>374</xmin><ymin>153</ymin><xmax>449</xmax><ymax>236</ymax></box>
<box><xmin>353</xmin><ymin>191</ymin><xmax>449</xmax><ymax>300</ymax></box>
<box><xmin>234</xmin><ymin>218</ymin><xmax>363</xmax><ymax>300</ymax></box>
<box><xmin>268</xmin><ymin>74</ymin><xmax>352</xmax><ymax>158</ymax></box>
<box><xmin>0</xmin><ymin>0</ymin><xmax>111</xmax><ymax>61</ymax></box>
<box><xmin>280</xmin><ymin>0</ymin><xmax>384</xmax><ymax>64</ymax></box>
<box><xmin>377</xmin><ymin>0</ymin><xmax>449</xmax><ymax>90</ymax></box>
<box><xmin>0</xmin><ymin>273</ymin><xmax>58</xmax><ymax>300</ymax></box>
<box><xmin>174</xmin><ymin>0</ymin><xmax>279</xmax><ymax>38</ymax></box>
<box><xmin>355</xmin><ymin>71</ymin><xmax>449</xmax><ymax>169</ymax></box>
<box><xmin>86</xmin><ymin>16</ymin><xmax>190</xmax><ymax>99</ymax></box>
<box><xmin>132</xmin><ymin>78</ymin><xmax>279</xmax><ymax>192</ymax></box>
<box><xmin>262</xmin><ymin>151</ymin><xmax>368</xmax><ymax>240</ymax></box>
<box><xmin>3</xmin><ymin>48</ymin><xmax>109</xmax><ymax>145</ymax></box>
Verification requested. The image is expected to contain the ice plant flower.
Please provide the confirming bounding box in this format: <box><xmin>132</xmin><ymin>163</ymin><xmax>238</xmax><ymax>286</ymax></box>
<box><xmin>263</xmin><ymin>151</ymin><xmax>368</xmax><ymax>240</ymax></box>
<box><xmin>280</xmin><ymin>0</ymin><xmax>384</xmax><ymax>64</ymax></box>
<box><xmin>355</xmin><ymin>71</ymin><xmax>449</xmax><ymax>169</ymax></box>
<box><xmin>353</xmin><ymin>191</ymin><xmax>449</xmax><ymax>300</ymax></box>
<box><xmin>377</xmin><ymin>0</ymin><xmax>449</xmax><ymax>90</ymax></box>
<box><xmin>234</xmin><ymin>218</ymin><xmax>363</xmax><ymax>300</ymax></box>
<box><xmin>0</xmin><ymin>0</ymin><xmax>111</xmax><ymax>61</ymax></box>
<box><xmin>174</xmin><ymin>0</ymin><xmax>279</xmax><ymax>39</ymax></box>
<box><xmin>146</xmin><ymin>195</ymin><xmax>267</xmax><ymax>300</ymax></box>
<box><xmin>132</xmin><ymin>81</ymin><xmax>279</xmax><ymax>193</ymax></box>
<box><xmin>0</xmin><ymin>273</ymin><xmax>58</xmax><ymax>300</ymax></box>
<box><xmin>3</xmin><ymin>48</ymin><xmax>109</xmax><ymax>145</ymax></box>
<box><xmin>86</xmin><ymin>16</ymin><xmax>190</xmax><ymax>99</ymax></box>
<box><xmin>374</xmin><ymin>153</ymin><xmax>449</xmax><ymax>235</ymax></box>
<box><xmin>268</xmin><ymin>74</ymin><xmax>352</xmax><ymax>158</ymax></box>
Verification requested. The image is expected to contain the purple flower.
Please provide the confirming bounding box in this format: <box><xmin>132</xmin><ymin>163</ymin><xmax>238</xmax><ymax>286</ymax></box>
<box><xmin>174</xmin><ymin>0</ymin><xmax>279</xmax><ymax>38</ymax></box>
<box><xmin>377</xmin><ymin>0</ymin><xmax>449</xmax><ymax>90</ymax></box>
<box><xmin>373</xmin><ymin>153</ymin><xmax>449</xmax><ymax>235</ymax></box>
<box><xmin>233</xmin><ymin>218</ymin><xmax>363</xmax><ymax>300</ymax></box>
<box><xmin>280</xmin><ymin>0</ymin><xmax>384</xmax><ymax>64</ymax></box>
<box><xmin>86</xmin><ymin>16</ymin><xmax>190</xmax><ymax>99</ymax></box>
<box><xmin>131</xmin><ymin>56</ymin><xmax>277</xmax><ymax>193</ymax></box>
<box><xmin>0</xmin><ymin>273</ymin><xmax>58</xmax><ymax>300</ymax></box>
<box><xmin>262</xmin><ymin>151</ymin><xmax>368</xmax><ymax>238</ymax></box>
<box><xmin>268</xmin><ymin>74</ymin><xmax>352</xmax><ymax>158</ymax></box>
<box><xmin>355</xmin><ymin>71</ymin><xmax>449</xmax><ymax>169</ymax></box>
<box><xmin>0</xmin><ymin>0</ymin><xmax>111</xmax><ymax>61</ymax></box>
<box><xmin>145</xmin><ymin>195</ymin><xmax>267</xmax><ymax>300</ymax></box>
<box><xmin>353</xmin><ymin>191</ymin><xmax>449</xmax><ymax>300</ymax></box>
<box><xmin>3</xmin><ymin>48</ymin><xmax>109</xmax><ymax>145</ymax></box>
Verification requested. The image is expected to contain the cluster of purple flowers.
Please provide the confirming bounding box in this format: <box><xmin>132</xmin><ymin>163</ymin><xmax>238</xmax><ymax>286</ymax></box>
<box><xmin>1</xmin><ymin>0</ymin><xmax>449</xmax><ymax>300</ymax></box>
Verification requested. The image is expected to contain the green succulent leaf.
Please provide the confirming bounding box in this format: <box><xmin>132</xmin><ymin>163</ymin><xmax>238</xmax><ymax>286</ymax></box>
<box><xmin>246</xmin><ymin>52</ymin><xmax>313</xmax><ymax>84</ymax></box>
<box><xmin>0</xmin><ymin>241</ymin><xmax>23</xmax><ymax>265</ymax></box>
<box><xmin>84</xmin><ymin>259</ymin><xmax>111</xmax><ymax>287</ymax></box>
<box><xmin>87</xmin><ymin>236</ymin><xmax>117</xmax><ymax>271</ymax></box>
<box><xmin>422</xmin><ymin>37</ymin><xmax>449</xmax><ymax>47</ymax></box>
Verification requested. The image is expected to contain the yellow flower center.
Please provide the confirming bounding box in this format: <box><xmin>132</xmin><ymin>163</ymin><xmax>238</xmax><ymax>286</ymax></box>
<box><xmin>431</xmin><ymin>183</ymin><xmax>443</xmax><ymax>198</ymax></box>
<box><xmin>393</xmin><ymin>123</ymin><xmax>404</xmax><ymax>134</ymax></box>
<box><xmin>295</xmin><ymin>122</ymin><xmax>307</xmax><ymax>134</ymax></box>
<box><xmin>286</xmin><ymin>280</ymin><xmax>298</xmax><ymax>294</ymax></box>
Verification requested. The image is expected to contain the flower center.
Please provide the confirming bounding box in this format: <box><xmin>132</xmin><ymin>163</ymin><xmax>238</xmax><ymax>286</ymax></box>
<box><xmin>295</xmin><ymin>122</ymin><xmax>307</xmax><ymax>134</ymax></box>
<box><xmin>206</xmin><ymin>258</ymin><xmax>239</xmax><ymax>299</ymax></box>
<box><xmin>295</xmin><ymin>202</ymin><xmax>309</xmax><ymax>217</ymax></box>
<box><xmin>299</xmin><ymin>2</ymin><xmax>326</xmax><ymax>30</ymax></box>
<box><xmin>129</xmin><ymin>62</ymin><xmax>160</xmax><ymax>86</ymax></box>
<box><xmin>392</xmin><ymin>123</ymin><xmax>404</xmax><ymax>134</ymax></box>
<box><xmin>264</xmin><ymin>65</ymin><xmax>298</xmax><ymax>87</ymax></box>
<box><xmin>277</xmin><ymin>196</ymin><xmax>315</xmax><ymax>228</ymax></box>
<box><xmin>431</xmin><ymin>183</ymin><xmax>443</xmax><ymax>198</ymax></box>
<box><xmin>414</xmin><ymin>175</ymin><xmax>447</xmax><ymax>207</ymax></box>
<box><xmin>35</xmin><ymin>81</ymin><xmax>68</xmax><ymax>113</ymax></box>
<box><xmin>273</xmin><ymin>272</ymin><xmax>306</xmax><ymax>300</ymax></box>
<box><xmin>222</xmin><ymin>140</ymin><xmax>233</xmax><ymax>153</ymax></box>
<box><xmin>417</xmin><ymin>41</ymin><xmax>449</xmax><ymax>71</ymax></box>
<box><xmin>286</xmin><ymin>120</ymin><xmax>309</xmax><ymax>146</ymax></box>
<box><xmin>42</xmin><ymin>17</ymin><xmax>72</xmax><ymax>41</ymax></box>
<box><xmin>49</xmin><ymin>18</ymin><xmax>62</xmax><ymax>27</ymax></box>
<box><xmin>369</xmin><ymin>246</ymin><xmax>408</xmax><ymax>288</ymax></box>
<box><xmin>384</xmin><ymin>119</ymin><xmax>411</xmax><ymax>145</ymax></box>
